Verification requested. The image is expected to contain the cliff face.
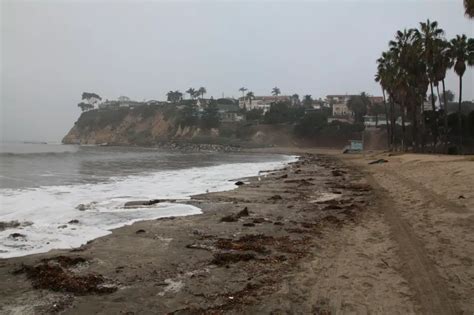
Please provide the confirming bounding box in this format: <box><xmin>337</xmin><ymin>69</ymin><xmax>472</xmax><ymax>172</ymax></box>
<box><xmin>62</xmin><ymin>105</ymin><xmax>302</xmax><ymax>147</ymax></box>
<box><xmin>62</xmin><ymin>106</ymin><xmax>209</xmax><ymax>145</ymax></box>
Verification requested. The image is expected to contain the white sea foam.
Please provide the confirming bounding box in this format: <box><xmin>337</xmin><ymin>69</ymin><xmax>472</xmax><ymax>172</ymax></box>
<box><xmin>0</xmin><ymin>156</ymin><xmax>297</xmax><ymax>258</ymax></box>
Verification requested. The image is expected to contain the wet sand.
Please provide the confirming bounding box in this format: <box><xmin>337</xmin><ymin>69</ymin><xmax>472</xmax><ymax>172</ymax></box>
<box><xmin>0</xmin><ymin>149</ymin><xmax>472</xmax><ymax>314</ymax></box>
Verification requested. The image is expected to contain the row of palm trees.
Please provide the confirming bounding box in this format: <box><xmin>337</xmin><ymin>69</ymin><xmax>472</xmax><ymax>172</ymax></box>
<box><xmin>239</xmin><ymin>87</ymin><xmax>284</xmax><ymax>105</ymax></box>
<box><xmin>166</xmin><ymin>87</ymin><xmax>207</xmax><ymax>103</ymax></box>
<box><xmin>375</xmin><ymin>19</ymin><xmax>473</xmax><ymax>152</ymax></box>
<box><xmin>169</xmin><ymin>86</ymin><xmax>283</xmax><ymax>104</ymax></box>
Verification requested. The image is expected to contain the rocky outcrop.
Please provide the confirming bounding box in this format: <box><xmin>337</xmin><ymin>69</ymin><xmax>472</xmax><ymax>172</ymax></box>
<box><xmin>62</xmin><ymin>106</ymin><xmax>297</xmax><ymax>147</ymax></box>
<box><xmin>62</xmin><ymin>107</ymin><xmax>198</xmax><ymax>145</ymax></box>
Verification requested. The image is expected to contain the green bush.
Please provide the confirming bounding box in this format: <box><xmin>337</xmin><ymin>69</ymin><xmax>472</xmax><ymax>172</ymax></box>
<box><xmin>76</xmin><ymin>108</ymin><xmax>130</xmax><ymax>130</ymax></box>
<box><xmin>294</xmin><ymin>112</ymin><xmax>328</xmax><ymax>137</ymax></box>
<box><xmin>263</xmin><ymin>102</ymin><xmax>304</xmax><ymax>124</ymax></box>
<box><xmin>128</xmin><ymin>130</ymin><xmax>152</xmax><ymax>146</ymax></box>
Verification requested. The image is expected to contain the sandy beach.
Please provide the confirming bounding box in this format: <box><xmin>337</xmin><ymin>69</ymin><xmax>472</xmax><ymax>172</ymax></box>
<box><xmin>0</xmin><ymin>149</ymin><xmax>473</xmax><ymax>314</ymax></box>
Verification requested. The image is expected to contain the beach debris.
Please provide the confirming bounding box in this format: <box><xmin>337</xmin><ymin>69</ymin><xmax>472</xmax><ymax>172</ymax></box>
<box><xmin>237</xmin><ymin>207</ymin><xmax>250</xmax><ymax>217</ymax></box>
<box><xmin>252</xmin><ymin>218</ymin><xmax>269</xmax><ymax>224</ymax></box>
<box><xmin>268</xmin><ymin>194</ymin><xmax>283</xmax><ymax>201</ymax></box>
<box><xmin>135</xmin><ymin>229</ymin><xmax>146</xmax><ymax>234</ymax></box>
<box><xmin>15</xmin><ymin>264</ymin><xmax>116</xmax><ymax>294</ymax></box>
<box><xmin>220</xmin><ymin>207</ymin><xmax>250</xmax><ymax>222</ymax></box>
<box><xmin>58</xmin><ymin>225</ymin><xmax>68</xmax><ymax>229</ymax></box>
<box><xmin>158</xmin><ymin>279</ymin><xmax>184</xmax><ymax>296</ymax></box>
<box><xmin>124</xmin><ymin>199</ymin><xmax>164</xmax><ymax>208</ymax></box>
<box><xmin>235</xmin><ymin>181</ymin><xmax>245</xmax><ymax>186</ymax></box>
<box><xmin>215</xmin><ymin>234</ymin><xmax>274</xmax><ymax>254</ymax></box>
<box><xmin>8</xmin><ymin>233</ymin><xmax>26</xmax><ymax>239</ymax></box>
<box><xmin>157</xmin><ymin>216</ymin><xmax>176</xmax><ymax>221</ymax></box>
<box><xmin>458</xmin><ymin>195</ymin><xmax>466</xmax><ymax>199</ymax></box>
<box><xmin>14</xmin><ymin>256</ymin><xmax>116</xmax><ymax>295</ymax></box>
<box><xmin>274</xmin><ymin>222</ymin><xmax>284</xmax><ymax>226</ymax></box>
<box><xmin>368</xmin><ymin>159</ymin><xmax>388</xmax><ymax>165</ymax></box>
<box><xmin>243</xmin><ymin>223</ymin><xmax>255</xmax><ymax>227</ymax></box>
<box><xmin>323</xmin><ymin>204</ymin><xmax>343</xmax><ymax>210</ymax></box>
<box><xmin>311</xmin><ymin>192</ymin><xmax>342</xmax><ymax>204</ymax></box>
<box><xmin>284</xmin><ymin>178</ymin><xmax>314</xmax><ymax>186</ymax></box>
<box><xmin>278</xmin><ymin>174</ymin><xmax>288</xmax><ymax>179</ymax></box>
<box><xmin>68</xmin><ymin>219</ymin><xmax>79</xmax><ymax>224</ymax></box>
<box><xmin>220</xmin><ymin>215</ymin><xmax>239</xmax><ymax>222</ymax></box>
<box><xmin>211</xmin><ymin>252</ymin><xmax>256</xmax><ymax>266</ymax></box>
<box><xmin>41</xmin><ymin>256</ymin><xmax>87</xmax><ymax>268</ymax></box>
<box><xmin>185</xmin><ymin>243</ymin><xmax>214</xmax><ymax>251</ymax></box>
<box><xmin>331</xmin><ymin>170</ymin><xmax>344</xmax><ymax>176</ymax></box>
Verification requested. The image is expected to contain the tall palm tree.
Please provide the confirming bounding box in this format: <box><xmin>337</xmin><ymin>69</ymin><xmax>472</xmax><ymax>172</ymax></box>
<box><xmin>303</xmin><ymin>95</ymin><xmax>313</xmax><ymax>107</ymax></box>
<box><xmin>271</xmin><ymin>87</ymin><xmax>281</xmax><ymax>96</ymax></box>
<box><xmin>246</xmin><ymin>91</ymin><xmax>254</xmax><ymax>107</ymax></box>
<box><xmin>376</xmin><ymin>51</ymin><xmax>398</xmax><ymax>147</ymax></box>
<box><xmin>414</xmin><ymin>19</ymin><xmax>444</xmax><ymax>112</ymax></box>
<box><xmin>175</xmin><ymin>90</ymin><xmax>183</xmax><ymax>102</ymax></box>
<box><xmin>198</xmin><ymin>87</ymin><xmax>207</xmax><ymax>99</ymax></box>
<box><xmin>239</xmin><ymin>87</ymin><xmax>247</xmax><ymax>98</ymax></box>
<box><xmin>465</xmin><ymin>0</ymin><xmax>474</xmax><ymax>18</ymax></box>
<box><xmin>448</xmin><ymin>34</ymin><xmax>474</xmax><ymax>149</ymax></box>
<box><xmin>432</xmin><ymin>39</ymin><xmax>453</xmax><ymax>149</ymax></box>
<box><xmin>186</xmin><ymin>88</ymin><xmax>196</xmax><ymax>100</ymax></box>
<box><xmin>389</xmin><ymin>29</ymin><xmax>416</xmax><ymax>150</ymax></box>
<box><xmin>291</xmin><ymin>94</ymin><xmax>300</xmax><ymax>106</ymax></box>
<box><xmin>375</xmin><ymin>64</ymin><xmax>391</xmax><ymax>148</ymax></box>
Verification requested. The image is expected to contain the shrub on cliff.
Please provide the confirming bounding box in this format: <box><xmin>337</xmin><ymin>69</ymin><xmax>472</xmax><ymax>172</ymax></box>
<box><xmin>294</xmin><ymin>112</ymin><xmax>328</xmax><ymax>137</ymax></box>
<box><xmin>176</xmin><ymin>104</ymin><xmax>199</xmax><ymax>127</ymax></box>
<box><xmin>131</xmin><ymin>105</ymin><xmax>157</xmax><ymax>118</ymax></box>
<box><xmin>127</xmin><ymin>130</ymin><xmax>152</xmax><ymax>145</ymax></box>
<box><xmin>263</xmin><ymin>102</ymin><xmax>304</xmax><ymax>124</ymax></box>
<box><xmin>200</xmin><ymin>103</ymin><xmax>220</xmax><ymax>129</ymax></box>
<box><xmin>245</xmin><ymin>108</ymin><xmax>264</xmax><ymax>121</ymax></box>
<box><xmin>76</xmin><ymin>108</ymin><xmax>129</xmax><ymax>130</ymax></box>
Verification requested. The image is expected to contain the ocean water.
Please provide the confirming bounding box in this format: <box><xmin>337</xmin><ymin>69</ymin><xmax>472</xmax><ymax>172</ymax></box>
<box><xmin>0</xmin><ymin>143</ymin><xmax>295</xmax><ymax>258</ymax></box>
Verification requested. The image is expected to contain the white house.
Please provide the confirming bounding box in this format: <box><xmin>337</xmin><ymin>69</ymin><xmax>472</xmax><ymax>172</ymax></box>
<box><xmin>239</xmin><ymin>95</ymin><xmax>292</xmax><ymax>112</ymax></box>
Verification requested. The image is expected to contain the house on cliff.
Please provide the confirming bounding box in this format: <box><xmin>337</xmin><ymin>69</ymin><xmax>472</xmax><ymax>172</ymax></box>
<box><xmin>238</xmin><ymin>95</ymin><xmax>293</xmax><ymax>112</ymax></box>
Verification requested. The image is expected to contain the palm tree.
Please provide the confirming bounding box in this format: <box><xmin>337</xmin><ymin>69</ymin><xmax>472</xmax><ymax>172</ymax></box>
<box><xmin>431</xmin><ymin>39</ymin><xmax>453</xmax><ymax>149</ymax></box>
<box><xmin>414</xmin><ymin>19</ymin><xmax>444</xmax><ymax>112</ymax></box>
<box><xmin>465</xmin><ymin>0</ymin><xmax>474</xmax><ymax>18</ymax></box>
<box><xmin>166</xmin><ymin>90</ymin><xmax>183</xmax><ymax>103</ymax></box>
<box><xmin>197</xmin><ymin>87</ymin><xmax>207</xmax><ymax>99</ymax></box>
<box><xmin>239</xmin><ymin>87</ymin><xmax>247</xmax><ymax>98</ymax></box>
<box><xmin>375</xmin><ymin>61</ymin><xmax>391</xmax><ymax>148</ymax></box>
<box><xmin>303</xmin><ymin>95</ymin><xmax>313</xmax><ymax>107</ymax></box>
<box><xmin>376</xmin><ymin>51</ymin><xmax>398</xmax><ymax>147</ymax></box>
<box><xmin>246</xmin><ymin>91</ymin><xmax>254</xmax><ymax>107</ymax></box>
<box><xmin>448</xmin><ymin>34</ymin><xmax>474</xmax><ymax>149</ymax></box>
<box><xmin>166</xmin><ymin>91</ymin><xmax>174</xmax><ymax>103</ymax></box>
<box><xmin>389</xmin><ymin>29</ymin><xmax>416</xmax><ymax>150</ymax></box>
<box><xmin>186</xmin><ymin>88</ymin><xmax>196</xmax><ymax>100</ymax></box>
<box><xmin>271</xmin><ymin>87</ymin><xmax>281</xmax><ymax>96</ymax></box>
<box><xmin>291</xmin><ymin>94</ymin><xmax>300</xmax><ymax>106</ymax></box>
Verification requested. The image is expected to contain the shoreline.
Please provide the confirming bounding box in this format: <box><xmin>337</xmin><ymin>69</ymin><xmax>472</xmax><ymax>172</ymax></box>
<box><xmin>0</xmin><ymin>153</ymin><xmax>297</xmax><ymax>259</ymax></box>
<box><xmin>0</xmin><ymin>149</ymin><xmax>472</xmax><ymax>314</ymax></box>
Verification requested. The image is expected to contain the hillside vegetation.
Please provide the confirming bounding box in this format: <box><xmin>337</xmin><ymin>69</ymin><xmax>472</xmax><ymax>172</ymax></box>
<box><xmin>63</xmin><ymin>103</ymin><xmax>365</xmax><ymax>147</ymax></box>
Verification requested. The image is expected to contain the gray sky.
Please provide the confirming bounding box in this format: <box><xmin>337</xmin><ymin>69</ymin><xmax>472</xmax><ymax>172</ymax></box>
<box><xmin>1</xmin><ymin>0</ymin><xmax>473</xmax><ymax>142</ymax></box>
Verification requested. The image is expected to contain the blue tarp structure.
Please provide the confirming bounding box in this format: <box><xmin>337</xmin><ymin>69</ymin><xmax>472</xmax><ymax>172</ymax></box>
<box><xmin>349</xmin><ymin>140</ymin><xmax>363</xmax><ymax>151</ymax></box>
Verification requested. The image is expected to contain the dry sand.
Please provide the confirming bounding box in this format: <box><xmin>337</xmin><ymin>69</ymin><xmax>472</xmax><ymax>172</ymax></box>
<box><xmin>0</xmin><ymin>149</ymin><xmax>472</xmax><ymax>314</ymax></box>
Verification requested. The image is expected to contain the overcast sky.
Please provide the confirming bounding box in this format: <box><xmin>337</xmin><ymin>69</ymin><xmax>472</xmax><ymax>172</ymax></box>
<box><xmin>1</xmin><ymin>0</ymin><xmax>473</xmax><ymax>142</ymax></box>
